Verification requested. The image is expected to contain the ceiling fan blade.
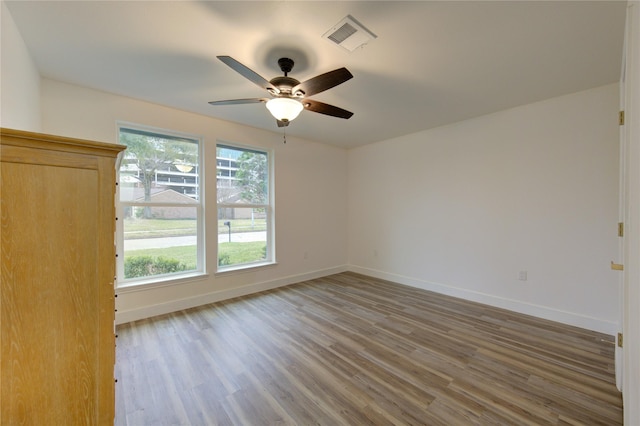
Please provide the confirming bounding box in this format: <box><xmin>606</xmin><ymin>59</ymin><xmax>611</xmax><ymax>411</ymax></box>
<box><xmin>303</xmin><ymin>99</ymin><xmax>354</xmax><ymax>119</ymax></box>
<box><xmin>277</xmin><ymin>120</ymin><xmax>290</xmax><ymax>128</ymax></box>
<box><xmin>217</xmin><ymin>56</ymin><xmax>279</xmax><ymax>93</ymax></box>
<box><xmin>208</xmin><ymin>98</ymin><xmax>268</xmax><ymax>106</ymax></box>
<box><xmin>291</xmin><ymin>68</ymin><xmax>353</xmax><ymax>97</ymax></box>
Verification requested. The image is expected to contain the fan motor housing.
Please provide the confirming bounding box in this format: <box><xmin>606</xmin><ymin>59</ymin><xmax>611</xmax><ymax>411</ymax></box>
<box><xmin>269</xmin><ymin>76</ymin><xmax>301</xmax><ymax>95</ymax></box>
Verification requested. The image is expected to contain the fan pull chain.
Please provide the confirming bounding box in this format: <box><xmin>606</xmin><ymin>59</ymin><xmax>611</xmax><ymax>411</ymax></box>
<box><xmin>283</xmin><ymin>127</ymin><xmax>287</xmax><ymax>144</ymax></box>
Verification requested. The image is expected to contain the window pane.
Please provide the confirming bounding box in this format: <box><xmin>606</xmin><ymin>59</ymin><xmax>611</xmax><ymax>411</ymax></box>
<box><xmin>216</xmin><ymin>145</ymin><xmax>267</xmax><ymax>204</ymax></box>
<box><xmin>218</xmin><ymin>207</ymin><xmax>267</xmax><ymax>267</ymax></box>
<box><xmin>119</xmin><ymin>129</ymin><xmax>199</xmax><ymax>203</ymax></box>
<box><xmin>123</xmin><ymin>206</ymin><xmax>197</xmax><ymax>279</ymax></box>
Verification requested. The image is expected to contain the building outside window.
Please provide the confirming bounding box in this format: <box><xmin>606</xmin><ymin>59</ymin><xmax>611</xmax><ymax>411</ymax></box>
<box><xmin>116</xmin><ymin>124</ymin><xmax>204</xmax><ymax>285</ymax></box>
<box><xmin>216</xmin><ymin>143</ymin><xmax>273</xmax><ymax>270</ymax></box>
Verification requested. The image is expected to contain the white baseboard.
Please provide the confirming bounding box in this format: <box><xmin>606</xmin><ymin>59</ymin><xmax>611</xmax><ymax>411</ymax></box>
<box><xmin>349</xmin><ymin>265</ymin><xmax>618</xmax><ymax>336</ymax></box>
<box><xmin>116</xmin><ymin>263</ymin><xmax>618</xmax><ymax>336</ymax></box>
<box><xmin>115</xmin><ymin>265</ymin><xmax>348</xmax><ymax>324</ymax></box>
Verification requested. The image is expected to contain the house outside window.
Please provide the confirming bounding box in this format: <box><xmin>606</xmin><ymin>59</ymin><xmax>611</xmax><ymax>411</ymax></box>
<box><xmin>116</xmin><ymin>124</ymin><xmax>204</xmax><ymax>286</ymax></box>
<box><xmin>217</xmin><ymin>143</ymin><xmax>273</xmax><ymax>270</ymax></box>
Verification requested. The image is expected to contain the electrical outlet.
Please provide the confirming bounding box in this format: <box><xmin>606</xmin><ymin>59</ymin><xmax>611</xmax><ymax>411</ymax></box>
<box><xmin>518</xmin><ymin>271</ymin><xmax>528</xmax><ymax>281</ymax></box>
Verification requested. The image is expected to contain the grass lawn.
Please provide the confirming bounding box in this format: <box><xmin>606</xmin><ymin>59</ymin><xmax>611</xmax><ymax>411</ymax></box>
<box><xmin>124</xmin><ymin>218</ymin><xmax>196</xmax><ymax>239</ymax></box>
<box><xmin>218</xmin><ymin>241</ymin><xmax>266</xmax><ymax>266</ymax></box>
<box><xmin>218</xmin><ymin>218</ymin><xmax>266</xmax><ymax>233</ymax></box>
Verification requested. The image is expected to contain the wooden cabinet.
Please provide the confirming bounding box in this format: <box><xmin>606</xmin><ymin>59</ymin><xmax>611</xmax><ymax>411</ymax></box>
<box><xmin>1</xmin><ymin>128</ymin><xmax>125</xmax><ymax>425</ymax></box>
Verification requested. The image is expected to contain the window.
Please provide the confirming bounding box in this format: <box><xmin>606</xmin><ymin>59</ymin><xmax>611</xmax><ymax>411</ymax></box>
<box><xmin>217</xmin><ymin>143</ymin><xmax>273</xmax><ymax>270</ymax></box>
<box><xmin>116</xmin><ymin>124</ymin><xmax>204</xmax><ymax>285</ymax></box>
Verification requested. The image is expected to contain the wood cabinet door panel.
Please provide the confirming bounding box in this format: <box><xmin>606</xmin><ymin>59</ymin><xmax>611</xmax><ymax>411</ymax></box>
<box><xmin>1</xmin><ymin>129</ymin><xmax>123</xmax><ymax>425</ymax></box>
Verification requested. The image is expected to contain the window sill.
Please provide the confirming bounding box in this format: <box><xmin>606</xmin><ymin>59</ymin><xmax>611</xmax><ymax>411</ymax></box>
<box><xmin>117</xmin><ymin>271</ymin><xmax>209</xmax><ymax>293</ymax></box>
<box><xmin>215</xmin><ymin>261</ymin><xmax>277</xmax><ymax>276</ymax></box>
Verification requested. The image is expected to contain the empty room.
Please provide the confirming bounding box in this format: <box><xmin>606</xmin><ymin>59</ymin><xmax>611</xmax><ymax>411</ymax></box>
<box><xmin>2</xmin><ymin>1</ymin><xmax>639</xmax><ymax>424</ymax></box>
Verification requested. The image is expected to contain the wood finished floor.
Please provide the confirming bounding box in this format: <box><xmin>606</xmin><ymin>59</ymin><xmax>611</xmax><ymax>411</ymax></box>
<box><xmin>115</xmin><ymin>272</ymin><xmax>622</xmax><ymax>425</ymax></box>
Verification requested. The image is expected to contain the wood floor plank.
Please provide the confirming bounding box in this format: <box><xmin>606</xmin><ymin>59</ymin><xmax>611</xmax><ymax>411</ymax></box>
<box><xmin>115</xmin><ymin>272</ymin><xmax>622</xmax><ymax>425</ymax></box>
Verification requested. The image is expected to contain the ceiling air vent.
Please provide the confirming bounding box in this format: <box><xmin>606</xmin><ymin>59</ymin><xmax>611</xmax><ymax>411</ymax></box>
<box><xmin>323</xmin><ymin>15</ymin><xmax>377</xmax><ymax>52</ymax></box>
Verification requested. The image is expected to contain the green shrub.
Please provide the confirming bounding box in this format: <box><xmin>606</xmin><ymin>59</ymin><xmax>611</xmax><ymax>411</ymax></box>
<box><xmin>155</xmin><ymin>256</ymin><xmax>186</xmax><ymax>273</ymax></box>
<box><xmin>124</xmin><ymin>255</ymin><xmax>154</xmax><ymax>278</ymax></box>
<box><xmin>125</xmin><ymin>255</ymin><xmax>187</xmax><ymax>279</ymax></box>
<box><xmin>218</xmin><ymin>253</ymin><xmax>231</xmax><ymax>266</ymax></box>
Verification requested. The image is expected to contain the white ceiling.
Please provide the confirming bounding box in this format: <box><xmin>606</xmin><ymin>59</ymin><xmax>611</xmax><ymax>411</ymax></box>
<box><xmin>5</xmin><ymin>1</ymin><xmax>627</xmax><ymax>149</ymax></box>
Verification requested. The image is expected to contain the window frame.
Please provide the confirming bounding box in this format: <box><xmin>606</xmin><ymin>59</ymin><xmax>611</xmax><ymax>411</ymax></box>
<box><xmin>216</xmin><ymin>141</ymin><xmax>275</xmax><ymax>272</ymax></box>
<box><xmin>115</xmin><ymin>122</ymin><xmax>205</xmax><ymax>288</ymax></box>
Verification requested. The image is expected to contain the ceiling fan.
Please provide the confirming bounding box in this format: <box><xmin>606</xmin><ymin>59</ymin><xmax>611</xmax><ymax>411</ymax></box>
<box><xmin>209</xmin><ymin>56</ymin><xmax>354</xmax><ymax>127</ymax></box>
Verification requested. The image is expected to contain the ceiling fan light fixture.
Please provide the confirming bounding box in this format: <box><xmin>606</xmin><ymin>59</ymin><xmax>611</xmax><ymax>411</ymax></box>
<box><xmin>266</xmin><ymin>97</ymin><xmax>303</xmax><ymax>122</ymax></box>
<box><xmin>210</xmin><ymin>56</ymin><xmax>354</xmax><ymax>125</ymax></box>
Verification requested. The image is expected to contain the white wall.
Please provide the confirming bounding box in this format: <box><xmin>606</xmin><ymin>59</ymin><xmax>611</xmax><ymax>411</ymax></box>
<box><xmin>348</xmin><ymin>84</ymin><xmax>620</xmax><ymax>335</ymax></box>
<box><xmin>0</xmin><ymin>1</ymin><xmax>41</xmax><ymax>131</ymax></box>
<box><xmin>40</xmin><ymin>79</ymin><xmax>348</xmax><ymax>323</ymax></box>
<box><xmin>40</xmin><ymin>79</ymin><xmax>621</xmax><ymax>331</ymax></box>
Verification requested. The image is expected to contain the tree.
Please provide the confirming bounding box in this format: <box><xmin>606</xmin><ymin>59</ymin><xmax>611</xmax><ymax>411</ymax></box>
<box><xmin>235</xmin><ymin>151</ymin><xmax>268</xmax><ymax>204</ymax></box>
<box><xmin>216</xmin><ymin>179</ymin><xmax>240</xmax><ymax>219</ymax></box>
<box><xmin>120</xmin><ymin>131</ymin><xmax>197</xmax><ymax>218</ymax></box>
